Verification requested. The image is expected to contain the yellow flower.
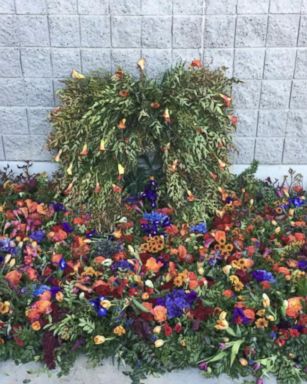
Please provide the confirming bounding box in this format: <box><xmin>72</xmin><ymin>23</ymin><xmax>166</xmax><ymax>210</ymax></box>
<box><xmin>233</xmin><ymin>281</ymin><xmax>244</xmax><ymax>291</ymax></box>
<box><xmin>179</xmin><ymin>339</ymin><xmax>186</xmax><ymax>347</ymax></box>
<box><xmin>215</xmin><ymin>312</ymin><xmax>229</xmax><ymax>330</ymax></box>
<box><xmin>113</xmin><ymin>325</ymin><xmax>126</xmax><ymax>336</ymax></box>
<box><xmin>229</xmin><ymin>275</ymin><xmax>239</xmax><ymax>284</ymax></box>
<box><xmin>255</xmin><ymin>318</ymin><xmax>269</xmax><ymax>329</ymax></box>
<box><xmin>154</xmin><ymin>339</ymin><xmax>165</xmax><ymax>348</ymax></box>
<box><xmin>100</xmin><ymin>299</ymin><xmax>111</xmax><ymax>309</ymax></box>
<box><xmin>55</xmin><ymin>292</ymin><xmax>64</xmax><ymax>302</ymax></box>
<box><xmin>257</xmin><ymin>309</ymin><xmax>266</xmax><ymax>317</ymax></box>
<box><xmin>266</xmin><ymin>315</ymin><xmax>275</xmax><ymax>322</ymax></box>
<box><xmin>94</xmin><ymin>335</ymin><xmax>106</xmax><ymax>345</ymax></box>
<box><xmin>239</xmin><ymin>358</ymin><xmax>248</xmax><ymax>366</ymax></box>
<box><xmin>174</xmin><ymin>275</ymin><xmax>184</xmax><ymax>287</ymax></box>
<box><xmin>31</xmin><ymin>321</ymin><xmax>41</xmax><ymax>331</ymax></box>
<box><xmin>0</xmin><ymin>301</ymin><xmax>10</xmax><ymax>314</ymax></box>
<box><xmin>223</xmin><ymin>265</ymin><xmax>232</xmax><ymax>275</ymax></box>
<box><xmin>153</xmin><ymin>326</ymin><xmax>161</xmax><ymax>334</ymax></box>
<box><xmin>262</xmin><ymin>293</ymin><xmax>270</xmax><ymax>308</ymax></box>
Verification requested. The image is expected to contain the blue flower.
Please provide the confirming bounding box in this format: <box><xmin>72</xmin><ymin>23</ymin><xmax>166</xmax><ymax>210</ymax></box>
<box><xmin>298</xmin><ymin>260</ymin><xmax>307</xmax><ymax>271</ymax></box>
<box><xmin>156</xmin><ymin>289</ymin><xmax>197</xmax><ymax>319</ymax></box>
<box><xmin>30</xmin><ymin>230</ymin><xmax>45</xmax><ymax>243</ymax></box>
<box><xmin>61</xmin><ymin>222</ymin><xmax>73</xmax><ymax>233</ymax></box>
<box><xmin>289</xmin><ymin>197</ymin><xmax>304</xmax><ymax>208</ymax></box>
<box><xmin>52</xmin><ymin>202</ymin><xmax>66</xmax><ymax>212</ymax></box>
<box><xmin>252</xmin><ymin>270</ymin><xmax>276</xmax><ymax>283</ymax></box>
<box><xmin>190</xmin><ymin>222</ymin><xmax>208</xmax><ymax>234</ymax></box>
<box><xmin>33</xmin><ymin>285</ymin><xmax>50</xmax><ymax>296</ymax></box>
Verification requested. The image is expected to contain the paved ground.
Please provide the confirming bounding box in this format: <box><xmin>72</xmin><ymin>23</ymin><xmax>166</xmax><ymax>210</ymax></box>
<box><xmin>0</xmin><ymin>357</ymin><xmax>281</xmax><ymax>384</ymax></box>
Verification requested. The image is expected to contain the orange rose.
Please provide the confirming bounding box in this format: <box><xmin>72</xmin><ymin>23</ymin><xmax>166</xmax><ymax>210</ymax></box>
<box><xmin>286</xmin><ymin>297</ymin><xmax>303</xmax><ymax>318</ymax></box>
<box><xmin>5</xmin><ymin>270</ymin><xmax>22</xmax><ymax>287</ymax></box>
<box><xmin>152</xmin><ymin>305</ymin><xmax>167</xmax><ymax>323</ymax></box>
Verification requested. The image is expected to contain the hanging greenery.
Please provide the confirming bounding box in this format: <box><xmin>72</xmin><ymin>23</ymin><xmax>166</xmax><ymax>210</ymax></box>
<box><xmin>48</xmin><ymin>60</ymin><xmax>238</xmax><ymax>228</ymax></box>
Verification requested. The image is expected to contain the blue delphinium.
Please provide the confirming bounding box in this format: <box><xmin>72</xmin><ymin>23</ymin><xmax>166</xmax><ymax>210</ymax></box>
<box><xmin>30</xmin><ymin>230</ymin><xmax>45</xmax><ymax>243</ymax></box>
<box><xmin>141</xmin><ymin>211</ymin><xmax>171</xmax><ymax>236</ymax></box>
<box><xmin>156</xmin><ymin>289</ymin><xmax>197</xmax><ymax>319</ymax></box>
<box><xmin>190</xmin><ymin>221</ymin><xmax>208</xmax><ymax>234</ymax></box>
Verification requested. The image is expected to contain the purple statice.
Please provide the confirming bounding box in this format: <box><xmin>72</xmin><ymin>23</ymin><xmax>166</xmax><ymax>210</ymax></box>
<box><xmin>61</xmin><ymin>222</ymin><xmax>73</xmax><ymax>233</ymax></box>
<box><xmin>140</xmin><ymin>178</ymin><xmax>158</xmax><ymax>209</ymax></box>
<box><xmin>190</xmin><ymin>222</ymin><xmax>208</xmax><ymax>234</ymax></box>
<box><xmin>111</xmin><ymin>260</ymin><xmax>134</xmax><ymax>272</ymax></box>
<box><xmin>51</xmin><ymin>202</ymin><xmax>66</xmax><ymax>212</ymax></box>
<box><xmin>252</xmin><ymin>270</ymin><xmax>276</xmax><ymax>283</ymax></box>
<box><xmin>156</xmin><ymin>289</ymin><xmax>197</xmax><ymax>319</ymax></box>
<box><xmin>30</xmin><ymin>230</ymin><xmax>45</xmax><ymax>243</ymax></box>
<box><xmin>298</xmin><ymin>260</ymin><xmax>307</xmax><ymax>271</ymax></box>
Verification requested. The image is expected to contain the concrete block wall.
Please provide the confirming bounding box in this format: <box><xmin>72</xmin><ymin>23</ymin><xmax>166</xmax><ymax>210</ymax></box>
<box><xmin>0</xmin><ymin>0</ymin><xmax>306</xmax><ymax>165</ymax></box>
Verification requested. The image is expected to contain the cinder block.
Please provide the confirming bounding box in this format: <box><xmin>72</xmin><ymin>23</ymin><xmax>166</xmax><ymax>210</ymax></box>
<box><xmin>52</xmin><ymin>48</ymin><xmax>81</xmax><ymax>78</ymax></box>
<box><xmin>46</xmin><ymin>0</ymin><xmax>77</xmax><ymax>14</ymax></box>
<box><xmin>173</xmin><ymin>49</ymin><xmax>202</xmax><ymax>66</ymax></box>
<box><xmin>235</xmin><ymin>16</ymin><xmax>268</xmax><ymax>47</ymax></box>
<box><xmin>111</xmin><ymin>48</ymin><xmax>141</xmax><ymax>76</ymax></box>
<box><xmin>49</xmin><ymin>16</ymin><xmax>80</xmax><ymax>47</ymax></box>
<box><xmin>204</xmin><ymin>16</ymin><xmax>236</xmax><ymax>48</ymax></box>
<box><xmin>232</xmin><ymin>81</ymin><xmax>262</xmax><ymax>109</ymax></box>
<box><xmin>295</xmin><ymin>49</ymin><xmax>307</xmax><ymax>78</ymax></box>
<box><xmin>53</xmin><ymin>79</ymin><xmax>64</xmax><ymax>105</ymax></box>
<box><xmin>142</xmin><ymin>17</ymin><xmax>172</xmax><ymax>48</ymax></box>
<box><xmin>0</xmin><ymin>108</ymin><xmax>28</xmax><ymax>135</ymax></box>
<box><xmin>25</xmin><ymin>78</ymin><xmax>54</xmax><ymax>107</ymax></box>
<box><xmin>203</xmin><ymin>48</ymin><xmax>234</xmax><ymax>76</ymax></box>
<box><xmin>142</xmin><ymin>0</ymin><xmax>172</xmax><ymax>15</ymax></box>
<box><xmin>302</xmin><ymin>0</ymin><xmax>307</xmax><ymax>13</ymax></box>
<box><xmin>283</xmin><ymin>137</ymin><xmax>307</xmax><ymax>163</ymax></box>
<box><xmin>81</xmin><ymin>49</ymin><xmax>111</xmax><ymax>73</ymax></box>
<box><xmin>237</xmin><ymin>0</ymin><xmax>269</xmax><ymax>14</ymax></box>
<box><xmin>291</xmin><ymin>80</ymin><xmax>307</xmax><ymax>109</ymax></box>
<box><xmin>257</xmin><ymin>110</ymin><xmax>287</xmax><ymax>136</ymax></box>
<box><xmin>0</xmin><ymin>79</ymin><xmax>26</xmax><ymax>106</ymax></box>
<box><xmin>0</xmin><ymin>48</ymin><xmax>22</xmax><ymax>77</ymax></box>
<box><xmin>17</xmin><ymin>16</ymin><xmax>49</xmax><ymax>46</ymax></box>
<box><xmin>0</xmin><ymin>139</ymin><xmax>4</xmax><ymax>160</ymax></box>
<box><xmin>206</xmin><ymin>0</ymin><xmax>237</xmax><ymax>14</ymax></box>
<box><xmin>267</xmin><ymin>15</ymin><xmax>300</xmax><ymax>47</ymax></box>
<box><xmin>112</xmin><ymin>16</ymin><xmax>141</xmax><ymax>48</ymax></box>
<box><xmin>234</xmin><ymin>49</ymin><xmax>265</xmax><ymax>79</ymax></box>
<box><xmin>173</xmin><ymin>16</ymin><xmax>203</xmax><ymax>48</ymax></box>
<box><xmin>27</xmin><ymin>108</ymin><xmax>51</xmax><ymax>135</ymax></box>
<box><xmin>78</xmin><ymin>0</ymin><xmax>109</xmax><ymax>14</ymax></box>
<box><xmin>264</xmin><ymin>48</ymin><xmax>296</xmax><ymax>79</ymax></box>
<box><xmin>15</xmin><ymin>0</ymin><xmax>47</xmax><ymax>14</ymax></box>
<box><xmin>142</xmin><ymin>49</ymin><xmax>172</xmax><ymax>78</ymax></box>
<box><xmin>298</xmin><ymin>16</ymin><xmax>307</xmax><ymax>47</ymax></box>
<box><xmin>260</xmin><ymin>80</ymin><xmax>291</xmax><ymax>109</ymax></box>
<box><xmin>255</xmin><ymin>137</ymin><xmax>284</xmax><ymax>164</ymax></box>
<box><xmin>230</xmin><ymin>137</ymin><xmax>255</xmax><ymax>164</ymax></box>
<box><xmin>0</xmin><ymin>16</ymin><xmax>17</xmax><ymax>47</ymax></box>
<box><xmin>234</xmin><ymin>109</ymin><xmax>258</xmax><ymax>137</ymax></box>
<box><xmin>0</xmin><ymin>0</ymin><xmax>15</xmax><ymax>13</ymax></box>
<box><xmin>286</xmin><ymin>111</ymin><xmax>307</xmax><ymax>136</ymax></box>
<box><xmin>173</xmin><ymin>0</ymin><xmax>203</xmax><ymax>15</ymax></box>
<box><xmin>21</xmin><ymin>48</ymin><xmax>52</xmax><ymax>77</ymax></box>
<box><xmin>110</xmin><ymin>0</ymin><xmax>141</xmax><ymax>15</ymax></box>
<box><xmin>80</xmin><ymin>16</ymin><xmax>110</xmax><ymax>47</ymax></box>
<box><xmin>3</xmin><ymin>135</ymin><xmax>51</xmax><ymax>161</ymax></box>
<box><xmin>270</xmin><ymin>0</ymin><xmax>301</xmax><ymax>13</ymax></box>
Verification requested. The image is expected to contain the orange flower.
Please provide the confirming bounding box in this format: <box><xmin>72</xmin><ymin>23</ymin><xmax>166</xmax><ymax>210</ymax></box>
<box><xmin>294</xmin><ymin>233</ymin><xmax>305</xmax><ymax>242</ymax></box>
<box><xmin>191</xmin><ymin>59</ymin><xmax>203</xmax><ymax>68</ymax></box>
<box><xmin>220</xmin><ymin>94</ymin><xmax>232</xmax><ymax>108</ymax></box>
<box><xmin>152</xmin><ymin>305</ymin><xmax>167</xmax><ymax>323</ymax></box>
<box><xmin>243</xmin><ymin>309</ymin><xmax>255</xmax><ymax>323</ymax></box>
<box><xmin>146</xmin><ymin>257</ymin><xmax>163</xmax><ymax>273</ymax></box>
<box><xmin>277</xmin><ymin>267</ymin><xmax>290</xmax><ymax>276</ymax></box>
<box><xmin>214</xmin><ymin>230</ymin><xmax>226</xmax><ymax>245</ymax></box>
<box><xmin>5</xmin><ymin>270</ymin><xmax>22</xmax><ymax>287</ymax></box>
<box><xmin>150</xmin><ymin>101</ymin><xmax>160</xmax><ymax>109</ymax></box>
<box><xmin>119</xmin><ymin>90</ymin><xmax>129</xmax><ymax>97</ymax></box>
<box><xmin>223</xmin><ymin>289</ymin><xmax>234</xmax><ymax>298</ymax></box>
<box><xmin>286</xmin><ymin>297</ymin><xmax>303</xmax><ymax>318</ymax></box>
<box><xmin>118</xmin><ymin>118</ymin><xmax>126</xmax><ymax>130</ymax></box>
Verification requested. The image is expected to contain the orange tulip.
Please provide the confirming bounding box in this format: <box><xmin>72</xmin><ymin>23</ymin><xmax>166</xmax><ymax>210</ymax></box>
<box><xmin>5</xmin><ymin>270</ymin><xmax>22</xmax><ymax>287</ymax></box>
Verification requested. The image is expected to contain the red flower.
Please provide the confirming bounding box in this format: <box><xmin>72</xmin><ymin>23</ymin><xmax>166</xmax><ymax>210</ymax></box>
<box><xmin>164</xmin><ymin>322</ymin><xmax>173</xmax><ymax>337</ymax></box>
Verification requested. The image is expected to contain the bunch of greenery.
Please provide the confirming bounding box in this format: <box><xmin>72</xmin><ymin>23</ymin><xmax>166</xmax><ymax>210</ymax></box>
<box><xmin>48</xmin><ymin>61</ymin><xmax>237</xmax><ymax>228</ymax></box>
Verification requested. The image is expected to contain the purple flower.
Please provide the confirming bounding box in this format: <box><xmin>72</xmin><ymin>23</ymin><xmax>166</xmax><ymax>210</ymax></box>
<box><xmin>52</xmin><ymin>202</ymin><xmax>66</xmax><ymax>212</ymax></box>
<box><xmin>252</xmin><ymin>270</ymin><xmax>276</xmax><ymax>283</ymax></box>
<box><xmin>298</xmin><ymin>260</ymin><xmax>307</xmax><ymax>271</ymax></box>
<box><xmin>198</xmin><ymin>362</ymin><xmax>208</xmax><ymax>371</ymax></box>
<box><xmin>61</xmin><ymin>222</ymin><xmax>73</xmax><ymax>233</ymax></box>
<box><xmin>156</xmin><ymin>289</ymin><xmax>197</xmax><ymax>319</ymax></box>
<box><xmin>30</xmin><ymin>230</ymin><xmax>45</xmax><ymax>243</ymax></box>
<box><xmin>190</xmin><ymin>222</ymin><xmax>207</xmax><ymax>234</ymax></box>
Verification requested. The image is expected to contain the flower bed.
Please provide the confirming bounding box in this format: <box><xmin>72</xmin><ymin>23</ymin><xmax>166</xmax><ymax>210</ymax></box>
<box><xmin>0</xmin><ymin>168</ymin><xmax>306</xmax><ymax>384</ymax></box>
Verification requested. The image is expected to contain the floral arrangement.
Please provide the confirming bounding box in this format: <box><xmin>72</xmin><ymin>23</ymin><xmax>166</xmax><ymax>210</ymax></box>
<box><xmin>48</xmin><ymin>61</ymin><xmax>238</xmax><ymax>229</ymax></box>
<box><xmin>0</xmin><ymin>168</ymin><xmax>306</xmax><ymax>384</ymax></box>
